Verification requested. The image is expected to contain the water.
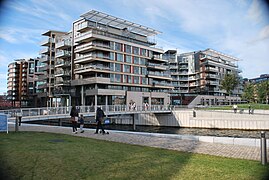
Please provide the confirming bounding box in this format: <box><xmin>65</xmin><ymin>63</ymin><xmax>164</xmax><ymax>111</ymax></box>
<box><xmin>25</xmin><ymin>120</ymin><xmax>269</xmax><ymax>139</ymax></box>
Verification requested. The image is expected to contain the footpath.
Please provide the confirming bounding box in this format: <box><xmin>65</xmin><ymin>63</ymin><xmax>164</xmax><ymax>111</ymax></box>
<box><xmin>7</xmin><ymin>123</ymin><xmax>267</xmax><ymax>161</ymax></box>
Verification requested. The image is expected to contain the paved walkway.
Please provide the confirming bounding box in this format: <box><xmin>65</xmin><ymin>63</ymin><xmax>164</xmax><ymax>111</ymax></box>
<box><xmin>8</xmin><ymin>123</ymin><xmax>266</xmax><ymax>161</ymax></box>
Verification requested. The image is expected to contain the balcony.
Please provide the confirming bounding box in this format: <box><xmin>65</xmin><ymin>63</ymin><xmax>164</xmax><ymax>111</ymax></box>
<box><xmin>55</xmin><ymin>80</ymin><xmax>71</xmax><ymax>86</ymax></box>
<box><xmin>37</xmin><ymin>83</ymin><xmax>47</xmax><ymax>89</ymax></box>
<box><xmin>150</xmin><ymin>55</ymin><xmax>168</xmax><ymax>63</ymax></box>
<box><xmin>207</xmin><ymin>81</ymin><xmax>219</xmax><ymax>85</ymax></box>
<box><xmin>206</xmin><ymin>74</ymin><xmax>220</xmax><ymax>79</ymax></box>
<box><xmin>55</xmin><ymin>60</ymin><xmax>71</xmax><ymax>68</ymax></box>
<box><xmin>74</xmin><ymin>64</ymin><xmax>110</xmax><ymax>74</ymax></box>
<box><xmin>39</xmin><ymin>47</ymin><xmax>54</xmax><ymax>55</ymax></box>
<box><xmin>179</xmin><ymin>66</ymin><xmax>188</xmax><ymax>70</ymax></box>
<box><xmin>40</xmin><ymin>38</ymin><xmax>54</xmax><ymax>46</ymax></box>
<box><xmin>205</xmin><ymin>67</ymin><xmax>219</xmax><ymax>72</ymax></box>
<box><xmin>39</xmin><ymin>65</ymin><xmax>54</xmax><ymax>71</ymax></box>
<box><xmin>77</xmin><ymin>21</ymin><xmax>91</xmax><ymax>32</ymax></box>
<box><xmin>169</xmin><ymin>65</ymin><xmax>178</xmax><ymax>69</ymax></box>
<box><xmin>71</xmin><ymin>77</ymin><xmax>111</xmax><ymax>86</ymax></box>
<box><xmin>74</xmin><ymin>42</ymin><xmax>112</xmax><ymax>53</ymax></box>
<box><xmin>74</xmin><ymin>53</ymin><xmax>111</xmax><ymax>64</ymax></box>
<box><xmin>179</xmin><ymin>60</ymin><xmax>188</xmax><ymax>64</ymax></box>
<box><xmin>147</xmin><ymin>71</ymin><xmax>172</xmax><ymax>80</ymax></box>
<box><xmin>55</xmin><ymin>50</ymin><xmax>71</xmax><ymax>58</ymax></box>
<box><xmin>179</xmin><ymin>83</ymin><xmax>188</xmax><ymax>87</ymax></box>
<box><xmin>55</xmin><ymin>71</ymin><xmax>71</xmax><ymax>77</ymax></box>
<box><xmin>146</xmin><ymin>63</ymin><xmax>168</xmax><ymax>71</ymax></box>
<box><xmin>55</xmin><ymin>40</ymin><xmax>71</xmax><ymax>49</ymax></box>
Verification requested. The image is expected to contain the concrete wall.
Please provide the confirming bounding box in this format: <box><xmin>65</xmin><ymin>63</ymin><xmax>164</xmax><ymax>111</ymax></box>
<box><xmin>108</xmin><ymin>109</ymin><xmax>269</xmax><ymax>130</ymax></box>
<box><xmin>112</xmin><ymin>110</ymin><xmax>269</xmax><ymax>130</ymax></box>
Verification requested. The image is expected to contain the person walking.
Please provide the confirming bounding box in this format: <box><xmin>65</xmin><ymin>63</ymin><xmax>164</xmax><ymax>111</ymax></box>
<box><xmin>95</xmin><ymin>107</ymin><xmax>107</xmax><ymax>135</ymax></box>
<box><xmin>233</xmin><ymin>104</ymin><xmax>238</xmax><ymax>113</ymax></box>
<box><xmin>70</xmin><ymin>106</ymin><xmax>79</xmax><ymax>134</ymax></box>
<box><xmin>79</xmin><ymin>114</ymin><xmax>85</xmax><ymax>133</ymax></box>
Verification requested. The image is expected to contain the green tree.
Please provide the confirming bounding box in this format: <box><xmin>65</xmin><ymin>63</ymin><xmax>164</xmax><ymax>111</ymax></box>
<box><xmin>256</xmin><ymin>81</ymin><xmax>269</xmax><ymax>104</ymax></box>
<box><xmin>242</xmin><ymin>83</ymin><xmax>255</xmax><ymax>103</ymax></box>
<box><xmin>220</xmin><ymin>73</ymin><xmax>239</xmax><ymax>104</ymax></box>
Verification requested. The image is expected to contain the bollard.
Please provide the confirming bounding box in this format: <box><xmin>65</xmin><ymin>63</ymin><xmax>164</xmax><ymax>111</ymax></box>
<box><xmin>261</xmin><ymin>131</ymin><xmax>267</xmax><ymax>165</ymax></box>
<box><xmin>132</xmin><ymin>114</ymin><xmax>136</xmax><ymax>131</ymax></box>
<box><xmin>193</xmin><ymin>110</ymin><xmax>196</xmax><ymax>117</ymax></box>
<box><xmin>15</xmin><ymin>116</ymin><xmax>19</xmax><ymax>132</ymax></box>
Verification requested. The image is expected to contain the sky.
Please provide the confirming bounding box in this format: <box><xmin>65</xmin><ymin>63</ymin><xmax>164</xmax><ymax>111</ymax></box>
<box><xmin>0</xmin><ymin>0</ymin><xmax>269</xmax><ymax>95</ymax></box>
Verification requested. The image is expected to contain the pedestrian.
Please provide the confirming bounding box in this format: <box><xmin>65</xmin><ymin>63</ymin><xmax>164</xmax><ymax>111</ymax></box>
<box><xmin>95</xmin><ymin>107</ymin><xmax>107</xmax><ymax>134</ymax></box>
<box><xmin>248</xmin><ymin>105</ymin><xmax>251</xmax><ymax>114</ymax></box>
<box><xmin>233</xmin><ymin>104</ymin><xmax>238</xmax><ymax>113</ymax></box>
<box><xmin>132</xmin><ymin>102</ymin><xmax>136</xmax><ymax>111</ymax></box>
<box><xmin>70</xmin><ymin>106</ymin><xmax>78</xmax><ymax>134</ymax></box>
<box><xmin>79</xmin><ymin>114</ymin><xmax>85</xmax><ymax>133</ymax></box>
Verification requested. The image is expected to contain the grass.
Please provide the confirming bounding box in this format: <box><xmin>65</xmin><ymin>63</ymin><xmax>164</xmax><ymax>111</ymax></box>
<box><xmin>1</xmin><ymin>132</ymin><xmax>269</xmax><ymax>180</ymax></box>
<box><xmin>206</xmin><ymin>103</ymin><xmax>269</xmax><ymax>110</ymax></box>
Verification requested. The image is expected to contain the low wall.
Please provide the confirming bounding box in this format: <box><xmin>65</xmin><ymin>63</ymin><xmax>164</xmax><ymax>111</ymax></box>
<box><xmin>132</xmin><ymin>110</ymin><xmax>269</xmax><ymax>130</ymax></box>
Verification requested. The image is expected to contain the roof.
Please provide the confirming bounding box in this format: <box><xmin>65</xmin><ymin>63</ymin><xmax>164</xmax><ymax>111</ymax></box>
<box><xmin>42</xmin><ymin>30</ymin><xmax>67</xmax><ymax>36</ymax></box>
<box><xmin>80</xmin><ymin>10</ymin><xmax>161</xmax><ymax>37</ymax></box>
<box><xmin>203</xmin><ymin>48</ymin><xmax>240</xmax><ymax>61</ymax></box>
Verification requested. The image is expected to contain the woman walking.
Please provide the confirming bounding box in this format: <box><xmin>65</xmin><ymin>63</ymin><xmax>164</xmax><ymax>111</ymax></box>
<box><xmin>70</xmin><ymin>106</ymin><xmax>79</xmax><ymax>134</ymax></box>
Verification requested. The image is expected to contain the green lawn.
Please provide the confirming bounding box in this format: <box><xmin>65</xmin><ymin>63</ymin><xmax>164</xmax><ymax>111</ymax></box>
<box><xmin>0</xmin><ymin>132</ymin><xmax>269</xmax><ymax>180</ymax></box>
<box><xmin>207</xmin><ymin>103</ymin><xmax>269</xmax><ymax>110</ymax></box>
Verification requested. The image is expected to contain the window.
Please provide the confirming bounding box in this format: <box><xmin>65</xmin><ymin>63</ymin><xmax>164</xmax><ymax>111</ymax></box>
<box><xmin>141</xmin><ymin>67</ymin><xmax>147</xmax><ymax>75</ymax></box>
<box><xmin>140</xmin><ymin>58</ymin><xmax>146</xmax><ymax>65</ymax></box>
<box><xmin>125</xmin><ymin>55</ymin><xmax>131</xmax><ymax>63</ymax></box>
<box><xmin>148</xmin><ymin>50</ymin><xmax>153</xmax><ymax>57</ymax></box>
<box><xmin>110</xmin><ymin>63</ymin><xmax>114</xmax><ymax>71</ymax></box>
<box><xmin>116</xmin><ymin>53</ymin><xmax>123</xmax><ymax>62</ymax></box>
<box><xmin>115</xmin><ymin>74</ymin><xmax>121</xmax><ymax>82</ymax></box>
<box><xmin>134</xmin><ymin>57</ymin><xmax>139</xmax><ymax>64</ymax></box>
<box><xmin>125</xmin><ymin>45</ymin><xmax>131</xmax><ymax>54</ymax></box>
<box><xmin>115</xmin><ymin>63</ymin><xmax>121</xmax><ymax>72</ymax></box>
<box><xmin>134</xmin><ymin>76</ymin><xmax>139</xmax><ymax>84</ymax></box>
<box><xmin>133</xmin><ymin>66</ymin><xmax>140</xmax><ymax>74</ymax></box>
<box><xmin>133</xmin><ymin>46</ymin><xmax>139</xmax><ymax>55</ymax></box>
<box><xmin>124</xmin><ymin>65</ymin><xmax>131</xmax><ymax>73</ymax></box>
<box><xmin>142</xmin><ymin>77</ymin><xmax>148</xmax><ymax>85</ymax></box>
<box><xmin>127</xmin><ymin>75</ymin><xmax>131</xmax><ymax>83</ymax></box>
<box><xmin>141</xmin><ymin>48</ymin><xmax>147</xmax><ymax>56</ymax></box>
<box><xmin>110</xmin><ymin>52</ymin><xmax>115</xmax><ymax>60</ymax></box>
<box><xmin>115</xmin><ymin>42</ymin><xmax>122</xmax><ymax>51</ymax></box>
<box><xmin>123</xmin><ymin>75</ymin><xmax>127</xmax><ymax>83</ymax></box>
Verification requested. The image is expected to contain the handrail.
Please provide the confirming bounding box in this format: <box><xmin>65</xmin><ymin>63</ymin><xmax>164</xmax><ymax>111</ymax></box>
<box><xmin>0</xmin><ymin>105</ymin><xmax>174</xmax><ymax>119</ymax></box>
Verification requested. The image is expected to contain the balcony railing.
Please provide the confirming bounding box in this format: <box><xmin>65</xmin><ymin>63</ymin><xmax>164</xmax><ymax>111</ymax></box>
<box><xmin>55</xmin><ymin>50</ymin><xmax>71</xmax><ymax>58</ymax></box>
<box><xmin>40</xmin><ymin>38</ymin><xmax>54</xmax><ymax>46</ymax></box>
<box><xmin>55</xmin><ymin>40</ymin><xmax>71</xmax><ymax>49</ymax></box>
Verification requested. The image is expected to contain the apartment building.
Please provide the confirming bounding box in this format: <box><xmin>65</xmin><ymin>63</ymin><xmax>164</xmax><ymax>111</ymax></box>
<box><xmin>54</xmin><ymin>32</ymin><xmax>72</xmax><ymax>106</ymax></box>
<box><xmin>169</xmin><ymin>49</ymin><xmax>243</xmax><ymax>105</ymax></box>
<box><xmin>71</xmin><ymin>10</ymin><xmax>172</xmax><ymax>107</ymax></box>
<box><xmin>38</xmin><ymin>30</ymin><xmax>70</xmax><ymax>107</ymax></box>
<box><xmin>7</xmin><ymin>58</ymin><xmax>39</xmax><ymax>107</ymax></box>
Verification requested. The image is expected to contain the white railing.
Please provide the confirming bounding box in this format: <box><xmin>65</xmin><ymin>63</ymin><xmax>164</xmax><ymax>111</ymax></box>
<box><xmin>0</xmin><ymin>105</ymin><xmax>173</xmax><ymax>119</ymax></box>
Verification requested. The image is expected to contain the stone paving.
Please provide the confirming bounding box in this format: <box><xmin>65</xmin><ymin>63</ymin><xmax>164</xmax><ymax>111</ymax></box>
<box><xmin>8</xmin><ymin>123</ymin><xmax>267</xmax><ymax>161</ymax></box>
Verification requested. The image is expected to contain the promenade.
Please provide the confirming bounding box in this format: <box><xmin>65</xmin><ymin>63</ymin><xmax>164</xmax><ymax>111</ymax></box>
<box><xmin>8</xmin><ymin>123</ymin><xmax>267</xmax><ymax>161</ymax></box>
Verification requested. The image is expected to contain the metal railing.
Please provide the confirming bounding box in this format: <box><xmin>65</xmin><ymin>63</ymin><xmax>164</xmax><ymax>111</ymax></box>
<box><xmin>0</xmin><ymin>105</ymin><xmax>173</xmax><ymax>119</ymax></box>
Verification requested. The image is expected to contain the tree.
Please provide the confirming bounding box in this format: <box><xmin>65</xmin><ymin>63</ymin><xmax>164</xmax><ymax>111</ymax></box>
<box><xmin>256</xmin><ymin>81</ymin><xmax>269</xmax><ymax>104</ymax></box>
<box><xmin>242</xmin><ymin>83</ymin><xmax>255</xmax><ymax>103</ymax></box>
<box><xmin>220</xmin><ymin>73</ymin><xmax>239</xmax><ymax>104</ymax></box>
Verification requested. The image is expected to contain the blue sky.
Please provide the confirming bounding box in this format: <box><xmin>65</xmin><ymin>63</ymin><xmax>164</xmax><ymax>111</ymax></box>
<box><xmin>0</xmin><ymin>0</ymin><xmax>269</xmax><ymax>95</ymax></box>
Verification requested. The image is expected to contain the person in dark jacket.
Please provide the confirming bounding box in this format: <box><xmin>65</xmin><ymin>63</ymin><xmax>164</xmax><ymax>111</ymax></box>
<box><xmin>79</xmin><ymin>114</ymin><xmax>85</xmax><ymax>133</ymax></box>
<box><xmin>95</xmin><ymin>107</ymin><xmax>106</xmax><ymax>134</ymax></box>
<box><xmin>70</xmin><ymin>106</ymin><xmax>79</xmax><ymax>134</ymax></box>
